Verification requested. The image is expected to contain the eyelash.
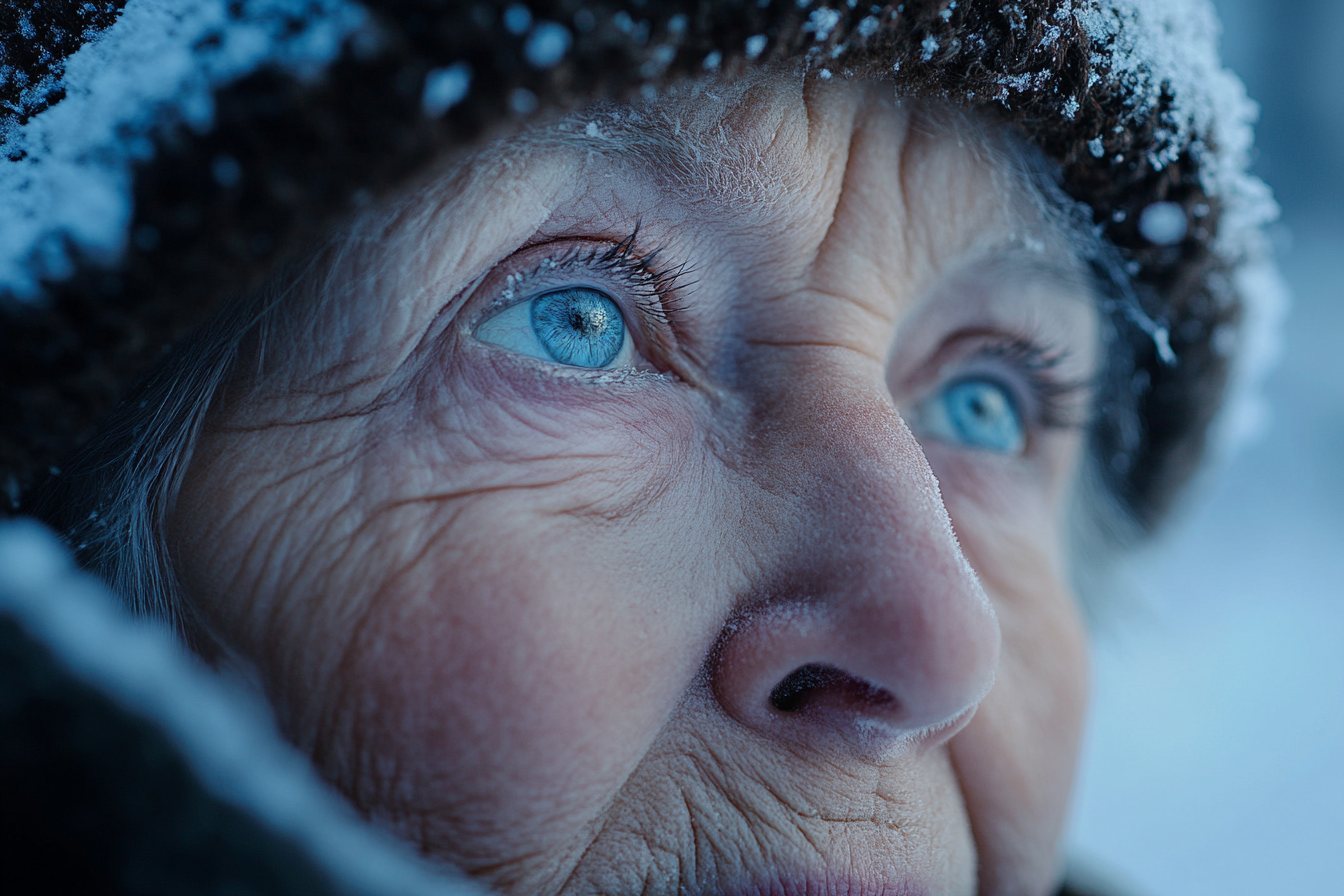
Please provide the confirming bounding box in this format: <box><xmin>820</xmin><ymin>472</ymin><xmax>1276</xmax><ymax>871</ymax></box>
<box><xmin>495</xmin><ymin>227</ymin><xmax>691</xmax><ymax>335</ymax></box>
<box><xmin>969</xmin><ymin>336</ymin><xmax>1093</xmax><ymax>431</ymax></box>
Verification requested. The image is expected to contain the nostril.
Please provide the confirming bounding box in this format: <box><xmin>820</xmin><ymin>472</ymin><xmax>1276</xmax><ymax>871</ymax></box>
<box><xmin>768</xmin><ymin>663</ymin><xmax>900</xmax><ymax>715</ymax></box>
<box><xmin>769</xmin><ymin>664</ymin><xmax>840</xmax><ymax>712</ymax></box>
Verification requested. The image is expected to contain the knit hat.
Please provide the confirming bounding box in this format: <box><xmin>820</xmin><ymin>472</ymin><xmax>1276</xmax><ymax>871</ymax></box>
<box><xmin>1</xmin><ymin>0</ymin><xmax>1281</xmax><ymax>535</ymax></box>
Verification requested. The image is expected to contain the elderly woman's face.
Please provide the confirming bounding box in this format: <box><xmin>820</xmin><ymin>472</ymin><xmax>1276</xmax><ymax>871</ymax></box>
<box><xmin>173</xmin><ymin>76</ymin><xmax>1096</xmax><ymax>895</ymax></box>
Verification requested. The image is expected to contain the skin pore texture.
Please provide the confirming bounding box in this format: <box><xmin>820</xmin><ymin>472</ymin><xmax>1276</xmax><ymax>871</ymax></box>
<box><xmin>171</xmin><ymin>74</ymin><xmax>1095</xmax><ymax>896</ymax></box>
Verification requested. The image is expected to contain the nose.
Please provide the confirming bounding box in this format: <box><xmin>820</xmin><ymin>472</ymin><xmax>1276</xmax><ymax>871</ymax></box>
<box><xmin>712</xmin><ymin>382</ymin><xmax>1001</xmax><ymax>753</ymax></box>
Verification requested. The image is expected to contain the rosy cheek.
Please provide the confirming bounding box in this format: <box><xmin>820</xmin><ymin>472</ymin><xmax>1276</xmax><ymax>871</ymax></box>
<box><xmin>299</xmin><ymin>493</ymin><xmax>725</xmax><ymax>871</ymax></box>
<box><xmin>226</xmin><ymin>348</ymin><xmax>737</xmax><ymax>867</ymax></box>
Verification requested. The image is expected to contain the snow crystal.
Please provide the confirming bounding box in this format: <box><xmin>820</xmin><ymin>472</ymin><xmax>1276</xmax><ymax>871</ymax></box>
<box><xmin>805</xmin><ymin>8</ymin><xmax>843</xmax><ymax>41</ymax></box>
<box><xmin>1088</xmin><ymin>136</ymin><xmax>1106</xmax><ymax>158</ymax></box>
<box><xmin>858</xmin><ymin>15</ymin><xmax>880</xmax><ymax>37</ymax></box>
<box><xmin>819</xmin><ymin>69</ymin><xmax>833</xmax><ymax>80</ymax></box>
<box><xmin>745</xmin><ymin>34</ymin><xmax>769</xmax><ymax>60</ymax></box>
<box><xmin>702</xmin><ymin>50</ymin><xmax>723</xmax><ymax>71</ymax></box>
<box><xmin>641</xmin><ymin>44</ymin><xmax>677</xmax><ymax>77</ymax></box>
<box><xmin>1068</xmin><ymin>0</ymin><xmax>1281</xmax><ymax>447</ymax></box>
<box><xmin>0</xmin><ymin>0</ymin><xmax>367</xmax><ymax>300</ymax></box>
<box><xmin>1075</xmin><ymin>0</ymin><xmax>1277</xmax><ymax>251</ymax></box>
<box><xmin>510</xmin><ymin>87</ymin><xmax>538</xmax><ymax>116</ymax></box>
<box><xmin>921</xmin><ymin>35</ymin><xmax>939</xmax><ymax>61</ymax></box>
<box><xmin>572</xmin><ymin>9</ymin><xmax>596</xmax><ymax>33</ymax></box>
<box><xmin>210</xmin><ymin>154</ymin><xmax>243</xmax><ymax>188</ymax></box>
<box><xmin>503</xmin><ymin>4</ymin><xmax>533</xmax><ymax>36</ymax></box>
<box><xmin>422</xmin><ymin>63</ymin><xmax>472</xmax><ymax>117</ymax></box>
<box><xmin>1138</xmin><ymin>201</ymin><xmax>1188</xmax><ymax>245</ymax></box>
<box><xmin>523</xmin><ymin>21</ymin><xmax>572</xmax><ymax>68</ymax></box>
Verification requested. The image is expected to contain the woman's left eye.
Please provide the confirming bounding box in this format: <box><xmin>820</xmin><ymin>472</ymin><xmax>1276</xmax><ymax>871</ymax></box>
<box><xmin>916</xmin><ymin>377</ymin><xmax>1026</xmax><ymax>455</ymax></box>
<box><xmin>475</xmin><ymin>287</ymin><xmax>636</xmax><ymax>369</ymax></box>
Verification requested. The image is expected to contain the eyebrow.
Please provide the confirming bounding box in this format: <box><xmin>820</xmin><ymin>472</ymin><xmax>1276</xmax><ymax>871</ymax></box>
<box><xmin>963</xmin><ymin>243</ymin><xmax>1097</xmax><ymax>295</ymax></box>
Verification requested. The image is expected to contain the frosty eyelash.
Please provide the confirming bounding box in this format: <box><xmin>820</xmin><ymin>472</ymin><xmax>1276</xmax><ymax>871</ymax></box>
<box><xmin>494</xmin><ymin>226</ymin><xmax>692</xmax><ymax>333</ymax></box>
<box><xmin>970</xmin><ymin>336</ymin><xmax>1094</xmax><ymax>431</ymax></box>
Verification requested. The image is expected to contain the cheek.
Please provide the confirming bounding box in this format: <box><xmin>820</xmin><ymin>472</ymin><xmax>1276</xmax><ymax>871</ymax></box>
<box><xmin>311</xmin><ymin>448</ymin><xmax>738</xmax><ymax>865</ymax></box>
<box><xmin>940</xmin><ymin>485</ymin><xmax>1089</xmax><ymax>894</ymax></box>
<box><xmin>319</xmin><ymin>531</ymin><xmax>708</xmax><ymax>867</ymax></box>
<box><xmin>186</xmin><ymin>350</ymin><xmax>744</xmax><ymax>869</ymax></box>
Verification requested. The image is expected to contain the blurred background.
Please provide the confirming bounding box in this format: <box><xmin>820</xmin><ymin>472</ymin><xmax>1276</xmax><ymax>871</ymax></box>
<box><xmin>1065</xmin><ymin>1</ymin><xmax>1344</xmax><ymax>892</ymax></box>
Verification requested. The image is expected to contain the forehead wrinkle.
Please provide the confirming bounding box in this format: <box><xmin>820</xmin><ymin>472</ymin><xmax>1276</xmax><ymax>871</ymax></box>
<box><xmin>894</xmin><ymin>114</ymin><xmax>1075</xmax><ymax>304</ymax></box>
<box><xmin>800</xmin><ymin>90</ymin><xmax>917</xmax><ymax>329</ymax></box>
<box><xmin>555</xmin><ymin>82</ymin><xmax>819</xmax><ymax>216</ymax></box>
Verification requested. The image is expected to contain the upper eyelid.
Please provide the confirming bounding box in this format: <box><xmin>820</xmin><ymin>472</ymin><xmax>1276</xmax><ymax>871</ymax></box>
<box><xmin>924</xmin><ymin>336</ymin><xmax>1095</xmax><ymax>430</ymax></box>
<box><xmin>923</xmin><ymin>328</ymin><xmax>1094</xmax><ymax>385</ymax></box>
<box><xmin>473</xmin><ymin>234</ymin><xmax>691</xmax><ymax>356</ymax></box>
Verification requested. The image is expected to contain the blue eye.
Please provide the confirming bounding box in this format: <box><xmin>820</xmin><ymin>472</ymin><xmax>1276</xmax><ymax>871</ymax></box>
<box><xmin>530</xmin><ymin>288</ymin><xmax>626</xmax><ymax>367</ymax></box>
<box><xmin>919</xmin><ymin>377</ymin><xmax>1026</xmax><ymax>454</ymax></box>
<box><xmin>476</xmin><ymin>287</ymin><xmax>633</xmax><ymax>369</ymax></box>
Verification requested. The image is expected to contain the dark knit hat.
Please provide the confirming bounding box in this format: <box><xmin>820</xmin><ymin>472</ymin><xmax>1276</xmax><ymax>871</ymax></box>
<box><xmin>1</xmin><ymin>0</ymin><xmax>1280</xmax><ymax>535</ymax></box>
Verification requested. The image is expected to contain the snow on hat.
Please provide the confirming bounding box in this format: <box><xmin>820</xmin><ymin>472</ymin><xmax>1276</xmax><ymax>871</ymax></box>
<box><xmin>1</xmin><ymin>0</ymin><xmax>1282</xmax><ymax>535</ymax></box>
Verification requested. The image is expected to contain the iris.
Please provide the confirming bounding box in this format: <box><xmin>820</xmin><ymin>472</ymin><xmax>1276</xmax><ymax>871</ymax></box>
<box><xmin>923</xmin><ymin>377</ymin><xmax>1025</xmax><ymax>454</ymax></box>
<box><xmin>476</xmin><ymin>286</ymin><xmax>630</xmax><ymax>369</ymax></box>
<box><xmin>530</xmin><ymin>288</ymin><xmax>627</xmax><ymax>368</ymax></box>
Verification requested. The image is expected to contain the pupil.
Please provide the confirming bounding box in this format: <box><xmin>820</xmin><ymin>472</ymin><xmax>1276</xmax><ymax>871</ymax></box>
<box><xmin>570</xmin><ymin>307</ymin><xmax>605</xmax><ymax>335</ymax></box>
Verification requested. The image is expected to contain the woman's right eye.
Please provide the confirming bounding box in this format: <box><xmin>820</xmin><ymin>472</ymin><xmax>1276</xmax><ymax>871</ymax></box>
<box><xmin>475</xmin><ymin>287</ymin><xmax>636</xmax><ymax>369</ymax></box>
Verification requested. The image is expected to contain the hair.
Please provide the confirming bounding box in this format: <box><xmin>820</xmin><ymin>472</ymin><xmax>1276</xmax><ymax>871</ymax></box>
<box><xmin>30</xmin><ymin>187</ymin><xmax>438</xmax><ymax>638</ymax></box>
<box><xmin>33</xmin><ymin>89</ymin><xmax>1188</xmax><ymax>634</ymax></box>
<box><xmin>32</xmin><ymin>286</ymin><xmax>262</xmax><ymax>637</ymax></box>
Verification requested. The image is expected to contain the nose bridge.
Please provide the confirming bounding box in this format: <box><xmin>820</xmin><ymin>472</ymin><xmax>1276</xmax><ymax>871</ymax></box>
<box><xmin>753</xmin><ymin>372</ymin><xmax>962</xmax><ymax>584</ymax></box>
<box><xmin>713</xmin><ymin>373</ymin><xmax>1001</xmax><ymax>750</ymax></box>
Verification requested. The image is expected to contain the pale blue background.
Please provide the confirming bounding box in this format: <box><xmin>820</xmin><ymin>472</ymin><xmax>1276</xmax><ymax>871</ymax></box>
<box><xmin>1066</xmin><ymin>2</ymin><xmax>1344</xmax><ymax>892</ymax></box>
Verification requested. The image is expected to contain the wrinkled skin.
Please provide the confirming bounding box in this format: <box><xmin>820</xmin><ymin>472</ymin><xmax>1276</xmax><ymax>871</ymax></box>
<box><xmin>172</xmin><ymin>75</ymin><xmax>1094</xmax><ymax>896</ymax></box>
